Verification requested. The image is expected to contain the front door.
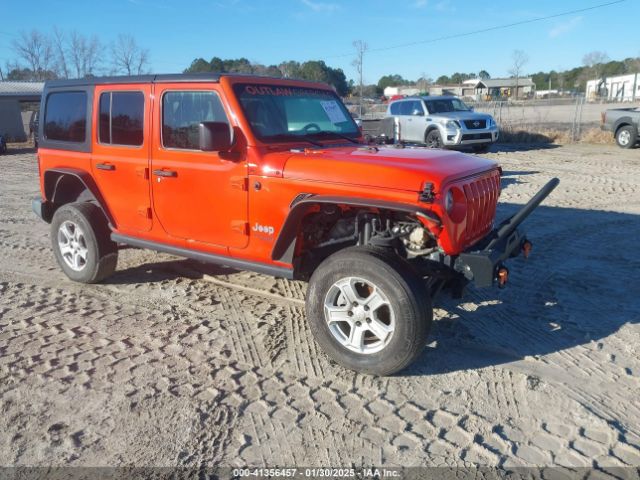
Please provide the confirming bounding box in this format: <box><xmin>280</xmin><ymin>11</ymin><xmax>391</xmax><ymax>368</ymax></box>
<box><xmin>150</xmin><ymin>85</ymin><xmax>248</xmax><ymax>248</ymax></box>
<box><xmin>91</xmin><ymin>85</ymin><xmax>152</xmax><ymax>232</ymax></box>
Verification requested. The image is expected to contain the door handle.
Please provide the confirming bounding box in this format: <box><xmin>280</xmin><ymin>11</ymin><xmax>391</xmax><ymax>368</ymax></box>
<box><xmin>152</xmin><ymin>169</ymin><xmax>177</xmax><ymax>178</ymax></box>
<box><xmin>96</xmin><ymin>163</ymin><xmax>115</xmax><ymax>171</ymax></box>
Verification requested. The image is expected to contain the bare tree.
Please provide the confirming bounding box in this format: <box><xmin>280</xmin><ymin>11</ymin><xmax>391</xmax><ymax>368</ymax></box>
<box><xmin>351</xmin><ymin>40</ymin><xmax>368</xmax><ymax>117</ymax></box>
<box><xmin>582</xmin><ymin>51</ymin><xmax>610</xmax><ymax>81</ymax></box>
<box><xmin>11</xmin><ymin>30</ymin><xmax>55</xmax><ymax>80</ymax></box>
<box><xmin>111</xmin><ymin>34</ymin><xmax>149</xmax><ymax>75</ymax></box>
<box><xmin>69</xmin><ymin>32</ymin><xmax>101</xmax><ymax>78</ymax></box>
<box><xmin>52</xmin><ymin>27</ymin><xmax>70</xmax><ymax>79</ymax></box>
<box><xmin>416</xmin><ymin>72</ymin><xmax>432</xmax><ymax>93</ymax></box>
<box><xmin>508</xmin><ymin>49</ymin><xmax>529</xmax><ymax>99</ymax></box>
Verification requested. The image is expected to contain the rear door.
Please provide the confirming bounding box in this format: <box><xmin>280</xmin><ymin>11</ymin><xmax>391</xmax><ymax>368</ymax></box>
<box><xmin>91</xmin><ymin>85</ymin><xmax>152</xmax><ymax>232</ymax></box>
<box><xmin>404</xmin><ymin>100</ymin><xmax>425</xmax><ymax>142</ymax></box>
<box><xmin>391</xmin><ymin>101</ymin><xmax>410</xmax><ymax>142</ymax></box>
<box><xmin>150</xmin><ymin>84</ymin><xmax>249</xmax><ymax>248</ymax></box>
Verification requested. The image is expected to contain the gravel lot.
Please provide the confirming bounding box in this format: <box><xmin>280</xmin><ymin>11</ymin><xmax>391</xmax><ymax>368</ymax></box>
<box><xmin>1</xmin><ymin>144</ymin><xmax>639</xmax><ymax>471</ymax></box>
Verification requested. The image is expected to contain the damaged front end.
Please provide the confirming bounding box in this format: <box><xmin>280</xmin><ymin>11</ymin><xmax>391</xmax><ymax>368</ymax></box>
<box><xmin>453</xmin><ymin>177</ymin><xmax>560</xmax><ymax>288</ymax></box>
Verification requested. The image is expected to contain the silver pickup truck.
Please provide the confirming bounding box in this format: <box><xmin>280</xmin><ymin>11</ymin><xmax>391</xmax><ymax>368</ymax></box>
<box><xmin>601</xmin><ymin>106</ymin><xmax>640</xmax><ymax>149</ymax></box>
<box><xmin>384</xmin><ymin>96</ymin><xmax>499</xmax><ymax>152</ymax></box>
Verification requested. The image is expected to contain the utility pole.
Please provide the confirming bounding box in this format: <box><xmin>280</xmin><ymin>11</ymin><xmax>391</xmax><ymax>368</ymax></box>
<box><xmin>352</xmin><ymin>40</ymin><xmax>368</xmax><ymax>118</ymax></box>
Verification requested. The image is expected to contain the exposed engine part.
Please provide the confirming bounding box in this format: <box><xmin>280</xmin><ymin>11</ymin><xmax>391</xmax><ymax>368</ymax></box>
<box><xmin>409</xmin><ymin>226</ymin><xmax>429</xmax><ymax>248</ymax></box>
<box><xmin>299</xmin><ymin>207</ymin><xmax>438</xmax><ymax>261</ymax></box>
<box><xmin>402</xmin><ymin>226</ymin><xmax>437</xmax><ymax>257</ymax></box>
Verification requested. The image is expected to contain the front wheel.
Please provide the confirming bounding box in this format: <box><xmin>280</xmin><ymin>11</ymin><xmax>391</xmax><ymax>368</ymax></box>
<box><xmin>51</xmin><ymin>202</ymin><xmax>118</xmax><ymax>283</ymax></box>
<box><xmin>425</xmin><ymin>129</ymin><xmax>443</xmax><ymax>148</ymax></box>
<box><xmin>306</xmin><ymin>247</ymin><xmax>432</xmax><ymax>375</ymax></box>
<box><xmin>616</xmin><ymin>125</ymin><xmax>637</xmax><ymax>149</ymax></box>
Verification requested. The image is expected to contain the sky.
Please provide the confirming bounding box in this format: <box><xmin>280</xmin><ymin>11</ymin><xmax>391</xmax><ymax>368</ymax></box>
<box><xmin>1</xmin><ymin>0</ymin><xmax>639</xmax><ymax>83</ymax></box>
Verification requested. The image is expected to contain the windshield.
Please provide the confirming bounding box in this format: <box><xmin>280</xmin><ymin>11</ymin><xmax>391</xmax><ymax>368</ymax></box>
<box><xmin>233</xmin><ymin>83</ymin><xmax>360</xmax><ymax>142</ymax></box>
<box><xmin>424</xmin><ymin>98</ymin><xmax>470</xmax><ymax>114</ymax></box>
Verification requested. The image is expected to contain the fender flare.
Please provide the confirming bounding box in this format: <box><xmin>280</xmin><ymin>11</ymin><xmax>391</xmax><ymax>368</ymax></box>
<box><xmin>424</xmin><ymin>124</ymin><xmax>442</xmax><ymax>141</ymax></box>
<box><xmin>43</xmin><ymin>168</ymin><xmax>115</xmax><ymax>226</ymax></box>
<box><xmin>271</xmin><ymin>195</ymin><xmax>441</xmax><ymax>264</ymax></box>
<box><xmin>613</xmin><ymin>117</ymin><xmax>636</xmax><ymax>134</ymax></box>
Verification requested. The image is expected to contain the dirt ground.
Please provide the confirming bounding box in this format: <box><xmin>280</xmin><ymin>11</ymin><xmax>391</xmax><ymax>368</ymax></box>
<box><xmin>1</xmin><ymin>143</ymin><xmax>639</xmax><ymax>471</ymax></box>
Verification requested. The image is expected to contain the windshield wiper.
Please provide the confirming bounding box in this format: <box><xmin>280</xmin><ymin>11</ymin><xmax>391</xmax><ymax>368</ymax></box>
<box><xmin>309</xmin><ymin>130</ymin><xmax>360</xmax><ymax>144</ymax></box>
<box><xmin>266</xmin><ymin>133</ymin><xmax>324</xmax><ymax>147</ymax></box>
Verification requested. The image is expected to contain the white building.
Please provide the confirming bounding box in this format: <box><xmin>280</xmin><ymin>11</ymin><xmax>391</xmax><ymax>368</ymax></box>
<box><xmin>383</xmin><ymin>86</ymin><xmax>420</xmax><ymax>98</ymax></box>
<box><xmin>586</xmin><ymin>73</ymin><xmax>640</xmax><ymax>102</ymax></box>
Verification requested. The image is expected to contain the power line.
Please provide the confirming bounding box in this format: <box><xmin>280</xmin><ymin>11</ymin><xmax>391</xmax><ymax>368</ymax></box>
<box><xmin>326</xmin><ymin>0</ymin><xmax>627</xmax><ymax>59</ymax></box>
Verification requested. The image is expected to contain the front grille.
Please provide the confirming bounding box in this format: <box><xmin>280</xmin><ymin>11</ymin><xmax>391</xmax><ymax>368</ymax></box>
<box><xmin>460</xmin><ymin>170</ymin><xmax>501</xmax><ymax>246</ymax></box>
<box><xmin>461</xmin><ymin>133</ymin><xmax>492</xmax><ymax>141</ymax></box>
<box><xmin>464</xmin><ymin>119</ymin><xmax>486</xmax><ymax>129</ymax></box>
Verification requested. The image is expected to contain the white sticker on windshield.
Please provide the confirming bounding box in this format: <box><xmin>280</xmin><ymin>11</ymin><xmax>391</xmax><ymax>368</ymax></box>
<box><xmin>320</xmin><ymin>100</ymin><xmax>348</xmax><ymax>124</ymax></box>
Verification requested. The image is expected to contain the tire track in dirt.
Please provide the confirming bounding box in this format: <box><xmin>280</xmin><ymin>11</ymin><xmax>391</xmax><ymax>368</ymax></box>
<box><xmin>2</xmin><ymin>148</ymin><xmax>640</xmax><ymax>467</ymax></box>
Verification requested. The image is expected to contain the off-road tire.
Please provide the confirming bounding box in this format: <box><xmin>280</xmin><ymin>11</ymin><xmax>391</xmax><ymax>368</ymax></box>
<box><xmin>616</xmin><ymin>125</ymin><xmax>637</xmax><ymax>149</ymax></box>
<box><xmin>51</xmin><ymin>202</ymin><xmax>118</xmax><ymax>283</ymax></box>
<box><xmin>306</xmin><ymin>246</ymin><xmax>432</xmax><ymax>376</ymax></box>
<box><xmin>425</xmin><ymin>129</ymin><xmax>443</xmax><ymax>149</ymax></box>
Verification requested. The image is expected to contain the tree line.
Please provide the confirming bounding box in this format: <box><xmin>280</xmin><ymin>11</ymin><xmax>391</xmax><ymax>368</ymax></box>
<box><xmin>531</xmin><ymin>52</ymin><xmax>640</xmax><ymax>92</ymax></box>
<box><xmin>183</xmin><ymin>57</ymin><xmax>350</xmax><ymax>97</ymax></box>
<box><xmin>3</xmin><ymin>28</ymin><xmax>150</xmax><ymax>81</ymax></box>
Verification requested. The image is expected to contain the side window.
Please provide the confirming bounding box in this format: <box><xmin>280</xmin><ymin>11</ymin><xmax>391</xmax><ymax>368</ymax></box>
<box><xmin>99</xmin><ymin>91</ymin><xmax>144</xmax><ymax>146</ymax></box>
<box><xmin>399</xmin><ymin>101</ymin><xmax>413</xmax><ymax>116</ymax></box>
<box><xmin>389</xmin><ymin>102</ymin><xmax>401</xmax><ymax>115</ymax></box>
<box><xmin>412</xmin><ymin>101</ymin><xmax>424</xmax><ymax>115</ymax></box>
<box><xmin>162</xmin><ymin>91</ymin><xmax>228</xmax><ymax>150</ymax></box>
<box><xmin>44</xmin><ymin>91</ymin><xmax>87</xmax><ymax>142</ymax></box>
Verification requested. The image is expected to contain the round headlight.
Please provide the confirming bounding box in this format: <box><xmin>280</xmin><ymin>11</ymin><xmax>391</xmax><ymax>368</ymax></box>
<box><xmin>445</xmin><ymin>189</ymin><xmax>454</xmax><ymax>213</ymax></box>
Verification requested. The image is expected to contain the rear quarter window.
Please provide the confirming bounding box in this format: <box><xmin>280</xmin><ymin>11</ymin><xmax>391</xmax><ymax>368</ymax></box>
<box><xmin>44</xmin><ymin>91</ymin><xmax>87</xmax><ymax>142</ymax></box>
<box><xmin>389</xmin><ymin>102</ymin><xmax>402</xmax><ymax>115</ymax></box>
<box><xmin>99</xmin><ymin>91</ymin><xmax>144</xmax><ymax>146</ymax></box>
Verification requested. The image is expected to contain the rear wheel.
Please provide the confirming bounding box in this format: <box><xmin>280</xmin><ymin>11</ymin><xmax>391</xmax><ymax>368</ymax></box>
<box><xmin>616</xmin><ymin>125</ymin><xmax>637</xmax><ymax>149</ymax></box>
<box><xmin>51</xmin><ymin>202</ymin><xmax>118</xmax><ymax>283</ymax></box>
<box><xmin>425</xmin><ymin>129</ymin><xmax>443</xmax><ymax>148</ymax></box>
<box><xmin>306</xmin><ymin>247</ymin><xmax>432</xmax><ymax>375</ymax></box>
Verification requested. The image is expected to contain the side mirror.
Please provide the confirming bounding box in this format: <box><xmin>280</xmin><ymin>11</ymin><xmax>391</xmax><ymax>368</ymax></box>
<box><xmin>199</xmin><ymin>122</ymin><xmax>232</xmax><ymax>152</ymax></box>
<box><xmin>412</xmin><ymin>109</ymin><xmax>424</xmax><ymax>116</ymax></box>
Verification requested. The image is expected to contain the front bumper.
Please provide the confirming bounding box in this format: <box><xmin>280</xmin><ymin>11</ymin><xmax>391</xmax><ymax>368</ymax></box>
<box><xmin>452</xmin><ymin>177</ymin><xmax>560</xmax><ymax>288</ymax></box>
<box><xmin>455</xmin><ymin>228</ymin><xmax>525</xmax><ymax>288</ymax></box>
<box><xmin>443</xmin><ymin>127</ymin><xmax>499</xmax><ymax>146</ymax></box>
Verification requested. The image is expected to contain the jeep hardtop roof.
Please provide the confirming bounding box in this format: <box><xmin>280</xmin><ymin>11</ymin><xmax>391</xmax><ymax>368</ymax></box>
<box><xmin>44</xmin><ymin>73</ymin><xmax>329</xmax><ymax>88</ymax></box>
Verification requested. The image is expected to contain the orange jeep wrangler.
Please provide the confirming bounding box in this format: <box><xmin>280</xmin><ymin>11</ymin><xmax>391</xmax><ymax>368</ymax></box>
<box><xmin>33</xmin><ymin>73</ymin><xmax>558</xmax><ymax>375</ymax></box>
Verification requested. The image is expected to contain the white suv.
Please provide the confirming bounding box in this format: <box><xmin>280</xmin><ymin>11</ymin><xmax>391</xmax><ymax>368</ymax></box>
<box><xmin>386</xmin><ymin>96</ymin><xmax>499</xmax><ymax>152</ymax></box>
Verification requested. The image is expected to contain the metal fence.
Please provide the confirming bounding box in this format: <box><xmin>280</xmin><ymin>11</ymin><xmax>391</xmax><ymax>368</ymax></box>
<box><xmin>354</xmin><ymin>97</ymin><xmax>640</xmax><ymax>142</ymax></box>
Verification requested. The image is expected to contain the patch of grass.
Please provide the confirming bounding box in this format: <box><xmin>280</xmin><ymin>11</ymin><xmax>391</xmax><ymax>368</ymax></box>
<box><xmin>498</xmin><ymin>127</ymin><xmax>614</xmax><ymax>145</ymax></box>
